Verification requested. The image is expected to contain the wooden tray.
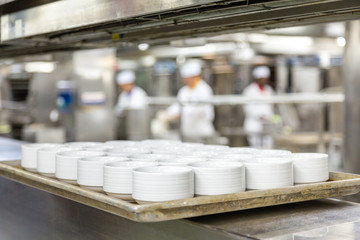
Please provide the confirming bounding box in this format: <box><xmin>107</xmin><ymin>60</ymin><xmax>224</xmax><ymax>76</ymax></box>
<box><xmin>1</xmin><ymin>160</ymin><xmax>360</xmax><ymax>222</ymax></box>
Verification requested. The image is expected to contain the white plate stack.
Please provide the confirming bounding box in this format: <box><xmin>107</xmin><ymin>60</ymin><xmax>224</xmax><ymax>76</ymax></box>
<box><xmin>55</xmin><ymin>150</ymin><xmax>105</xmax><ymax>184</ymax></box>
<box><xmin>242</xmin><ymin>158</ymin><xmax>293</xmax><ymax>190</ymax></box>
<box><xmin>103</xmin><ymin>161</ymin><xmax>158</xmax><ymax>201</ymax></box>
<box><xmin>37</xmin><ymin>146</ymin><xmax>77</xmax><ymax>177</ymax></box>
<box><xmin>21</xmin><ymin>143</ymin><xmax>63</xmax><ymax>172</ymax></box>
<box><xmin>188</xmin><ymin>161</ymin><xmax>245</xmax><ymax>195</ymax></box>
<box><xmin>290</xmin><ymin>153</ymin><xmax>329</xmax><ymax>184</ymax></box>
<box><xmin>130</xmin><ymin>153</ymin><xmax>171</xmax><ymax>162</ymax></box>
<box><xmin>132</xmin><ymin>166</ymin><xmax>194</xmax><ymax>204</ymax></box>
<box><xmin>77</xmin><ymin>156</ymin><xmax>128</xmax><ymax>191</ymax></box>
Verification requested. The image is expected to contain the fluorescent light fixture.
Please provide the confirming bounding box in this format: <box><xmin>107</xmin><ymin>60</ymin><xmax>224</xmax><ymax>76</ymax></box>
<box><xmin>138</xmin><ymin>43</ymin><xmax>150</xmax><ymax>51</ymax></box>
<box><xmin>25</xmin><ymin>62</ymin><xmax>56</xmax><ymax>73</ymax></box>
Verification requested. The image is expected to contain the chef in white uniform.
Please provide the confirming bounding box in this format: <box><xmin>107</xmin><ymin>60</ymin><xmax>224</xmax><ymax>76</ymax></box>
<box><xmin>167</xmin><ymin>60</ymin><xmax>215</xmax><ymax>141</ymax></box>
<box><xmin>114</xmin><ymin>70</ymin><xmax>147</xmax><ymax>116</ymax></box>
<box><xmin>243</xmin><ymin>66</ymin><xmax>274</xmax><ymax>148</ymax></box>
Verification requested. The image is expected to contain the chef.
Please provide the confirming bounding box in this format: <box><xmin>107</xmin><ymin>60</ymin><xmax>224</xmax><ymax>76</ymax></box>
<box><xmin>243</xmin><ymin>66</ymin><xmax>274</xmax><ymax>148</ymax></box>
<box><xmin>114</xmin><ymin>70</ymin><xmax>147</xmax><ymax>116</ymax></box>
<box><xmin>167</xmin><ymin>60</ymin><xmax>215</xmax><ymax>142</ymax></box>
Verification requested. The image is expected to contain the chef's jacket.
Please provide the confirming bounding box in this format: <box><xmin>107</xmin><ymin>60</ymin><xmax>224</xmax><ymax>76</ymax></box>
<box><xmin>114</xmin><ymin>86</ymin><xmax>147</xmax><ymax>116</ymax></box>
<box><xmin>167</xmin><ymin>80</ymin><xmax>215</xmax><ymax>138</ymax></box>
<box><xmin>243</xmin><ymin>82</ymin><xmax>274</xmax><ymax>134</ymax></box>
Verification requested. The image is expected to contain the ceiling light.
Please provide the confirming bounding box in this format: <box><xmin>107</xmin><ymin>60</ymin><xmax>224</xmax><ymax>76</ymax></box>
<box><xmin>336</xmin><ymin>37</ymin><xmax>346</xmax><ymax>47</ymax></box>
<box><xmin>138</xmin><ymin>43</ymin><xmax>150</xmax><ymax>51</ymax></box>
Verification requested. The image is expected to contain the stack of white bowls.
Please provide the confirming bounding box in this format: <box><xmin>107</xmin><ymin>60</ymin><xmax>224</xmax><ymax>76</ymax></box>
<box><xmin>159</xmin><ymin>156</ymin><xmax>206</xmax><ymax>166</ymax></box>
<box><xmin>209</xmin><ymin>153</ymin><xmax>253</xmax><ymax>162</ymax></box>
<box><xmin>242</xmin><ymin>158</ymin><xmax>293</xmax><ymax>190</ymax></box>
<box><xmin>228</xmin><ymin>147</ymin><xmax>259</xmax><ymax>154</ymax></box>
<box><xmin>105</xmin><ymin>140</ymin><xmax>139</xmax><ymax>147</ymax></box>
<box><xmin>55</xmin><ymin>150</ymin><xmax>105</xmax><ymax>184</ymax></box>
<box><xmin>103</xmin><ymin>161</ymin><xmax>158</xmax><ymax>200</ymax></box>
<box><xmin>188</xmin><ymin>161</ymin><xmax>245</xmax><ymax>195</ymax></box>
<box><xmin>37</xmin><ymin>146</ymin><xmax>77</xmax><ymax>177</ymax></box>
<box><xmin>64</xmin><ymin>142</ymin><xmax>103</xmax><ymax>148</ymax></box>
<box><xmin>132</xmin><ymin>166</ymin><xmax>194</xmax><ymax>204</ymax></box>
<box><xmin>254</xmin><ymin>149</ymin><xmax>292</xmax><ymax>157</ymax></box>
<box><xmin>130</xmin><ymin>153</ymin><xmax>171</xmax><ymax>162</ymax></box>
<box><xmin>290</xmin><ymin>153</ymin><xmax>329</xmax><ymax>184</ymax></box>
<box><xmin>106</xmin><ymin>147</ymin><xmax>151</xmax><ymax>157</ymax></box>
<box><xmin>19</xmin><ymin>139</ymin><xmax>333</xmax><ymax>202</ymax></box>
<box><xmin>21</xmin><ymin>143</ymin><xmax>63</xmax><ymax>172</ymax></box>
<box><xmin>77</xmin><ymin>156</ymin><xmax>128</xmax><ymax>191</ymax></box>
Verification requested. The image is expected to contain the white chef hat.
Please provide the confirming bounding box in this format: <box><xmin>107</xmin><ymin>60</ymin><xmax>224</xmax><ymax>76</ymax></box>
<box><xmin>252</xmin><ymin>66</ymin><xmax>270</xmax><ymax>79</ymax></box>
<box><xmin>116</xmin><ymin>70</ymin><xmax>135</xmax><ymax>85</ymax></box>
<box><xmin>180</xmin><ymin>60</ymin><xmax>202</xmax><ymax>78</ymax></box>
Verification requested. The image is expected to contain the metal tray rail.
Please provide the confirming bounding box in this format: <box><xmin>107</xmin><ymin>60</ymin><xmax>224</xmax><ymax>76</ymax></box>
<box><xmin>1</xmin><ymin>160</ymin><xmax>359</xmax><ymax>222</ymax></box>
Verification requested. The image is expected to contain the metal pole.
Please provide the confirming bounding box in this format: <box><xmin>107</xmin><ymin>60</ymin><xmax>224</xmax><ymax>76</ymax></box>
<box><xmin>343</xmin><ymin>21</ymin><xmax>360</xmax><ymax>174</ymax></box>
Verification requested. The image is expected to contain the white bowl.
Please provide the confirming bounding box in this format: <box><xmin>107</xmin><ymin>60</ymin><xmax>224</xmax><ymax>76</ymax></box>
<box><xmin>140</xmin><ymin>139</ymin><xmax>181</xmax><ymax>146</ymax></box>
<box><xmin>103</xmin><ymin>161</ymin><xmax>158</xmax><ymax>200</ymax></box>
<box><xmin>82</xmin><ymin>145</ymin><xmax>113</xmax><ymax>152</ymax></box>
<box><xmin>180</xmin><ymin>142</ymin><xmax>204</xmax><ymax>148</ymax></box>
<box><xmin>290</xmin><ymin>153</ymin><xmax>329</xmax><ymax>184</ymax></box>
<box><xmin>183</xmin><ymin>150</ymin><xmax>218</xmax><ymax>158</ymax></box>
<box><xmin>64</xmin><ymin>142</ymin><xmax>103</xmax><ymax>148</ymax></box>
<box><xmin>21</xmin><ymin>143</ymin><xmax>63</xmax><ymax>172</ymax></box>
<box><xmin>77</xmin><ymin>156</ymin><xmax>128</xmax><ymax>191</ymax></box>
<box><xmin>200</xmin><ymin>144</ymin><xmax>230</xmax><ymax>151</ymax></box>
<box><xmin>151</xmin><ymin>146</ymin><xmax>190</xmax><ymax>155</ymax></box>
<box><xmin>55</xmin><ymin>150</ymin><xmax>105</xmax><ymax>184</ymax></box>
<box><xmin>130</xmin><ymin>153</ymin><xmax>172</xmax><ymax>162</ymax></box>
<box><xmin>132</xmin><ymin>166</ymin><xmax>194</xmax><ymax>203</ymax></box>
<box><xmin>105</xmin><ymin>147</ymin><xmax>151</xmax><ymax>157</ymax></box>
<box><xmin>209</xmin><ymin>154</ymin><xmax>253</xmax><ymax>162</ymax></box>
<box><xmin>241</xmin><ymin>158</ymin><xmax>293</xmax><ymax>190</ymax></box>
<box><xmin>253</xmin><ymin>149</ymin><xmax>292</xmax><ymax>157</ymax></box>
<box><xmin>227</xmin><ymin>147</ymin><xmax>259</xmax><ymax>154</ymax></box>
<box><xmin>105</xmin><ymin>140</ymin><xmax>139</xmax><ymax>147</ymax></box>
<box><xmin>188</xmin><ymin>161</ymin><xmax>245</xmax><ymax>195</ymax></box>
<box><xmin>159</xmin><ymin>156</ymin><xmax>206</xmax><ymax>166</ymax></box>
<box><xmin>37</xmin><ymin>147</ymin><xmax>77</xmax><ymax>177</ymax></box>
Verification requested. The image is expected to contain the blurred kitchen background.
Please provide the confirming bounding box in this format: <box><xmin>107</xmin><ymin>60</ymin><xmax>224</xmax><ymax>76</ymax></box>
<box><xmin>1</xmin><ymin>0</ymin><xmax>360</xmax><ymax>174</ymax></box>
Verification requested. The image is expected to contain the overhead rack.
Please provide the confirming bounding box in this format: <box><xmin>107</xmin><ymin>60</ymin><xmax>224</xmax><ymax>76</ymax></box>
<box><xmin>0</xmin><ymin>0</ymin><xmax>359</xmax><ymax>58</ymax></box>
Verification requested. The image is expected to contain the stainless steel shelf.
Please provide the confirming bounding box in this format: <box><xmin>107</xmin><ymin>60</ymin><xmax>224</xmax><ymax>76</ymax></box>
<box><xmin>0</xmin><ymin>0</ymin><xmax>360</xmax><ymax>57</ymax></box>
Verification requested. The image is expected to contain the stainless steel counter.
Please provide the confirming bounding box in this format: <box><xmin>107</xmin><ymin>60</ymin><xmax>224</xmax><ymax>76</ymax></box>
<box><xmin>1</xmin><ymin>137</ymin><xmax>360</xmax><ymax>239</ymax></box>
<box><xmin>2</xmin><ymin>176</ymin><xmax>360</xmax><ymax>240</ymax></box>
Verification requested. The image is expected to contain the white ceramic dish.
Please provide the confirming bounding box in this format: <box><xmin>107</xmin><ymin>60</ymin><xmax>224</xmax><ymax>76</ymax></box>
<box><xmin>159</xmin><ymin>156</ymin><xmax>206</xmax><ymax>166</ymax></box>
<box><xmin>37</xmin><ymin>146</ymin><xmax>76</xmax><ymax>177</ymax></box>
<box><xmin>55</xmin><ymin>150</ymin><xmax>105</xmax><ymax>184</ymax></box>
<box><xmin>227</xmin><ymin>147</ymin><xmax>259</xmax><ymax>154</ymax></box>
<box><xmin>106</xmin><ymin>147</ymin><xmax>151</xmax><ymax>157</ymax></box>
<box><xmin>188</xmin><ymin>161</ymin><xmax>245</xmax><ymax>195</ymax></box>
<box><xmin>82</xmin><ymin>145</ymin><xmax>113</xmax><ymax>152</ymax></box>
<box><xmin>241</xmin><ymin>158</ymin><xmax>293</xmax><ymax>190</ymax></box>
<box><xmin>253</xmin><ymin>149</ymin><xmax>292</xmax><ymax>157</ymax></box>
<box><xmin>132</xmin><ymin>166</ymin><xmax>194</xmax><ymax>203</ymax></box>
<box><xmin>21</xmin><ymin>143</ymin><xmax>63</xmax><ymax>172</ymax></box>
<box><xmin>209</xmin><ymin>153</ymin><xmax>253</xmax><ymax>162</ymax></box>
<box><xmin>77</xmin><ymin>156</ymin><xmax>128</xmax><ymax>191</ymax></box>
<box><xmin>105</xmin><ymin>140</ymin><xmax>139</xmax><ymax>147</ymax></box>
<box><xmin>64</xmin><ymin>142</ymin><xmax>103</xmax><ymax>148</ymax></box>
<box><xmin>200</xmin><ymin>144</ymin><xmax>230</xmax><ymax>151</ymax></box>
<box><xmin>130</xmin><ymin>153</ymin><xmax>172</xmax><ymax>162</ymax></box>
<box><xmin>290</xmin><ymin>153</ymin><xmax>329</xmax><ymax>183</ymax></box>
<box><xmin>103</xmin><ymin>161</ymin><xmax>158</xmax><ymax>200</ymax></box>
